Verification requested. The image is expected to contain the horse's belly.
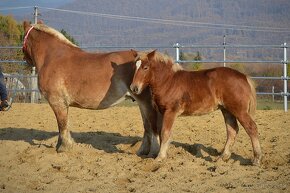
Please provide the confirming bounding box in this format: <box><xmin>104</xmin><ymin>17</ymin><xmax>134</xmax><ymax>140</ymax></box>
<box><xmin>180</xmin><ymin>99</ymin><xmax>219</xmax><ymax>116</ymax></box>
<box><xmin>96</xmin><ymin>92</ymin><xmax>129</xmax><ymax>109</ymax></box>
<box><xmin>70</xmin><ymin>80</ymin><xmax>130</xmax><ymax>110</ymax></box>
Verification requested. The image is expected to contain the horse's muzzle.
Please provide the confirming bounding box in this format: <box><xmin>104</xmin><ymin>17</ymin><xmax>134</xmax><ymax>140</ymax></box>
<box><xmin>130</xmin><ymin>84</ymin><xmax>141</xmax><ymax>95</ymax></box>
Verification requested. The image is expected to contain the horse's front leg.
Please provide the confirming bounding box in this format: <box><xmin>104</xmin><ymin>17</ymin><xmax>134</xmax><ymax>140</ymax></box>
<box><xmin>50</xmin><ymin>102</ymin><xmax>74</xmax><ymax>152</ymax></box>
<box><xmin>156</xmin><ymin>110</ymin><xmax>176</xmax><ymax>161</ymax></box>
<box><xmin>136</xmin><ymin>103</ymin><xmax>160</xmax><ymax>158</ymax></box>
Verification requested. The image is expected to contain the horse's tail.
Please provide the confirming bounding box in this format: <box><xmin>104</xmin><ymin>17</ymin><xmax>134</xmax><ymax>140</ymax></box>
<box><xmin>246</xmin><ymin>76</ymin><xmax>257</xmax><ymax>116</ymax></box>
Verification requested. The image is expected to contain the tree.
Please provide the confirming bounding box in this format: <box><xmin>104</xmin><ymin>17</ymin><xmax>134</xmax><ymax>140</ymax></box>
<box><xmin>179</xmin><ymin>51</ymin><xmax>202</xmax><ymax>70</ymax></box>
<box><xmin>192</xmin><ymin>51</ymin><xmax>202</xmax><ymax>71</ymax></box>
<box><xmin>179</xmin><ymin>50</ymin><xmax>186</xmax><ymax>61</ymax></box>
<box><xmin>0</xmin><ymin>14</ymin><xmax>24</xmax><ymax>45</ymax></box>
<box><xmin>0</xmin><ymin>14</ymin><xmax>29</xmax><ymax>73</ymax></box>
<box><xmin>163</xmin><ymin>50</ymin><xmax>170</xmax><ymax>56</ymax></box>
<box><xmin>60</xmin><ymin>29</ymin><xmax>78</xmax><ymax>46</ymax></box>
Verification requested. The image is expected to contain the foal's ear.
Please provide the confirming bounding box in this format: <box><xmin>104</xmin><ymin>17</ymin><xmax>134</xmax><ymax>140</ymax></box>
<box><xmin>130</xmin><ymin>49</ymin><xmax>138</xmax><ymax>58</ymax></box>
<box><xmin>147</xmin><ymin>49</ymin><xmax>157</xmax><ymax>60</ymax></box>
<box><xmin>23</xmin><ymin>20</ymin><xmax>31</xmax><ymax>32</ymax></box>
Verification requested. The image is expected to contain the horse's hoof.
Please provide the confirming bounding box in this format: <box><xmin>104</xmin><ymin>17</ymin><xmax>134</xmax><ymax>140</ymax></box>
<box><xmin>56</xmin><ymin>143</ymin><xmax>73</xmax><ymax>153</ymax></box>
<box><xmin>137</xmin><ymin>149</ymin><xmax>150</xmax><ymax>157</ymax></box>
<box><xmin>147</xmin><ymin>152</ymin><xmax>158</xmax><ymax>159</ymax></box>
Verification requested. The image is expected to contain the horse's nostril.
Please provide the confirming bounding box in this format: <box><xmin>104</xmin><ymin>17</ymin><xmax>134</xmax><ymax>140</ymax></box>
<box><xmin>134</xmin><ymin>87</ymin><xmax>139</xmax><ymax>93</ymax></box>
<box><xmin>130</xmin><ymin>85</ymin><xmax>138</xmax><ymax>94</ymax></box>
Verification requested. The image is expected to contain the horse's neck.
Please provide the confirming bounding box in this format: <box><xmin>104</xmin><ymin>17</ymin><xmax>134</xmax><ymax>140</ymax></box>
<box><xmin>31</xmin><ymin>38</ymin><xmax>76</xmax><ymax>71</ymax></box>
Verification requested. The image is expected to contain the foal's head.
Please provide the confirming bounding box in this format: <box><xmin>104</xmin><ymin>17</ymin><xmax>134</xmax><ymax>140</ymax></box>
<box><xmin>130</xmin><ymin>50</ymin><xmax>182</xmax><ymax>94</ymax></box>
<box><xmin>130</xmin><ymin>50</ymin><xmax>156</xmax><ymax>94</ymax></box>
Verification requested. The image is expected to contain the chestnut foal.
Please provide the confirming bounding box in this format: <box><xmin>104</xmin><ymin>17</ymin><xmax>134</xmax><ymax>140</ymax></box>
<box><xmin>130</xmin><ymin>50</ymin><xmax>262</xmax><ymax>166</ymax></box>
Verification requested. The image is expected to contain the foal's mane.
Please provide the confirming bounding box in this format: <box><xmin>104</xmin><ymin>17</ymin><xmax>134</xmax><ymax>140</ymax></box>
<box><xmin>32</xmin><ymin>24</ymin><xmax>78</xmax><ymax>47</ymax></box>
<box><xmin>139</xmin><ymin>51</ymin><xmax>183</xmax><ymax>72</ymax></box>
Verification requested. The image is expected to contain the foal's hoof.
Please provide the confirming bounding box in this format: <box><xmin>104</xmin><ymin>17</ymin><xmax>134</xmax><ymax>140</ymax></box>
<box><xmin>155</xmin><ymin>155</ymin><xmax>166</xmax><ymax>162</ymax></box>
<box><xmin>252</xmin><ymin>158</ymin><xmax>261</xmax><ymax>166</ymax></box>
<box><xmin>216</xmin><ymin>153</ymin><xmax>231</xmax><ymax>162</ymax></box>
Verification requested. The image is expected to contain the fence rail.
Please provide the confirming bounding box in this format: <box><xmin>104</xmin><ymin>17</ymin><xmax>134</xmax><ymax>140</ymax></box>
<box><xmin>1</xmin><ymin>43</ymin><xmax>289</xmax><ymax>111</ymax></box>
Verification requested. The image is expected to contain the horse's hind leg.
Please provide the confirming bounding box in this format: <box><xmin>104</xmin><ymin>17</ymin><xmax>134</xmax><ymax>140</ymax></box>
<box><xmin>220</xmin><ymin>109</ymin><xmax>239</xmax><ymax>161</ymax></box>
<box><xmin>237</xmin><ymin>112</ymin><xmax>262</xmax><ymax>166</ymax></box>
<box><xmin>50</xmin><ymin>102</ymin><xmax>74</xmax><ymax>152</ymax></box>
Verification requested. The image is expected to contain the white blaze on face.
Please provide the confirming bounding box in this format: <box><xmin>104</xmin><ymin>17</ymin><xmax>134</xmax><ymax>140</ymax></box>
<box><xmin>136</xmin><ymin>60</ymin><xmax>142</xmax><ymax>70</ymax></box>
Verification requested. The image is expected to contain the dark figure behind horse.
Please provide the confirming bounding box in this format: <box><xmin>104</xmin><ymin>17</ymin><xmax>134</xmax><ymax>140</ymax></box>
<box><xmin>130</xmin><ymin>50</ymin><xmax>262</xmax><ymax>165</ymax></box>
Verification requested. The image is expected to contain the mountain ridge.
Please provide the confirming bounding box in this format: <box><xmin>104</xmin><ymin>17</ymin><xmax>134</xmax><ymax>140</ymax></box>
<box><xmin>11</xmin><ymin>0</ymin><xmax>290</xmax><ymax>60</ymax></box>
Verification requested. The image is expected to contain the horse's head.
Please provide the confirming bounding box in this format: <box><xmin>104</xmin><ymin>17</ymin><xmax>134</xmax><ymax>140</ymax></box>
<box><xmin>130</xmin><ymin>50</ymin><xmax>156</xmax><ymax>95</ymax></box>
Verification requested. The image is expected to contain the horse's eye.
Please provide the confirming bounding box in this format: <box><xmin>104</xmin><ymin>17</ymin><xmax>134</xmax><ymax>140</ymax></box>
<box><xmin>143</xmin><ymin>65</ymin><xmax>149</xmax><ymax>70</ymax></box>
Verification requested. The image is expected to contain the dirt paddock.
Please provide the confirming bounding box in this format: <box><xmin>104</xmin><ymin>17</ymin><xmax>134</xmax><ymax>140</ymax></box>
<box><xmin>0</xmin><ymin>103</ymin><xmax>289</xmax><ymax>193</ymax></box>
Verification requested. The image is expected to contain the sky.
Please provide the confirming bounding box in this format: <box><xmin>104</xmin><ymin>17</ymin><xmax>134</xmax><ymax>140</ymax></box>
<box><xmin>0</xmin><ymin>0</ymin><xmax>73</xmax><ymax>16</ymax></box>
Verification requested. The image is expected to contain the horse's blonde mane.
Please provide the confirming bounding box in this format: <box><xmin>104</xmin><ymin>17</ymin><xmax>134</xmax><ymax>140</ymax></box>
<box><xmin>138</xmin><ymin>51</ymin><xmax>183</xmax><ymax>72</ymax></box>
<box><xmin>32</xmin><ymin>24</ymin><xmax>78</xmax><ymax>47</ymax></box>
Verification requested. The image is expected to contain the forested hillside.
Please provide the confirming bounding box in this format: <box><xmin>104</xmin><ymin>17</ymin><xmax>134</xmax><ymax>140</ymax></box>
<box><xmin>16</xmin><ymin>0</ymin><xmax>285</xmax><ymax>64</ymax></box>
<box><xmin>0</xmin><ymin>15</ymin><xmax>76</xmax><ymax>73</ymax></box>
<box><xmin>38</xmin><ymin>0</ymin><xmax>290</xmax><ymax>47</ymax></box>
<box><xmin>0</xmin><ymin>15</ymin><xmax>27</xmax><ymax>73</ymax></box>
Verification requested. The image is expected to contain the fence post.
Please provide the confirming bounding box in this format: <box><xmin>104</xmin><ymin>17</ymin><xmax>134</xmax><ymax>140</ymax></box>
<box><xmin>272</xmin><ymin>86</ymin><xmax>275</xmax><ymax>102</ymax></box>
<box><xmin>223</xmin><ymin>35</ymin><xmax>226</xmax><ymax>67</ymax></box>
<box><xmin>34</xmin><ymin>6</ymin><xmax>38</xmax><ymax>24</ymax></box>
<box><xmin>283</xmin><ymin>42</ymin><xmax>288</xmax><ymax>112</ymax></box>
<box><xmin>174</xmin><ymin>43</ymin><xmax>180</xmax><ymax>62</ymax></box>
<box><xmin>31</xmin><ymin>67</ymin><xmax>37</xmax><ymax>103</ymax></box>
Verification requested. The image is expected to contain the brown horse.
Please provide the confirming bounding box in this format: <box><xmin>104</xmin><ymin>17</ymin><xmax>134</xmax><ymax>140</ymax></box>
<box><xmin>130</xmin><ymin>50</ymin><xmax>262</xmax><ymax>166</ymax></box>
<box><xmin>22</xmin><ymin>21</ymin><xmax>161</xmax><ymax>156</ymax></box>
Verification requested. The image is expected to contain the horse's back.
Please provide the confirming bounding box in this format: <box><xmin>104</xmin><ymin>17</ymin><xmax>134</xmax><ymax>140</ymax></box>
<box><xmin>172</xmin><ymin>67</ymin><xmax>253</xmax><ymax>115</ymax></box>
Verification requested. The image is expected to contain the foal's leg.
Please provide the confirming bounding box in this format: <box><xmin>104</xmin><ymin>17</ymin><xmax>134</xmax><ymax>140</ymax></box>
<box><xmin>50</xmin><ymin>102</ymin><xmax>74</xmax><ymax>152</ymax></box>
<box><xmin>220</xmin><ymin>109</ymin><xmax>239</xmax><ymax>161</ymax></box>
<box><xmin>236</xmin><ymin>112</ymin><xmax>262</xmax><ymax>166</ymax></box>
<box><xmin>156</xmin><ymin>110</ymin><xmax>176</xmax><ymax>161</ymax></box>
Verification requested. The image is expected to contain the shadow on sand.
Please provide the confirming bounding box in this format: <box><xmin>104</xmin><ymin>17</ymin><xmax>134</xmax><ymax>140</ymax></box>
<box><xmin>173</xmin><ymin>141</ymin><xmax>252</xmax><ymax>165</ymax></box>
<box><xmin>0</xmin><ymin>127</ymin><xmax>251</xmax><ymax>164</ymax></box>
<box><xmin>0</xmin><ymin>127</ymin><xmax>140</xmax><ymax>153</ymax></box>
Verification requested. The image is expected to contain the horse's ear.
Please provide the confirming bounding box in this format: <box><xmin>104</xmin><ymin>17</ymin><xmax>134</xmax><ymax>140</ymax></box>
<box><xmin>147</xmin><ymin>49</ymin><xmax>157</xmax><ymax>60</ymax></box>
<box><xmin>37</xmin><ymin>20</ymin><xmax>44</xmax><ymax>24</ymax></box>
<box><xmin>130</xmin><ymin>49</ymin><xmax>138</xmax><ymax>58</ymax></box>
<box><xmin>23</xmin><ymin>21</ymin><xmax>31</xmax><ymax>32</ymax></box>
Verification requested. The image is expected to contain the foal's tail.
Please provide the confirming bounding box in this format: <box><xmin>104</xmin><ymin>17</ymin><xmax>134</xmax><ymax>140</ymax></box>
<box><xmin>246</xmin><ymin>76</ymin><xmax>257</xmax><ymax>116</ymax></box>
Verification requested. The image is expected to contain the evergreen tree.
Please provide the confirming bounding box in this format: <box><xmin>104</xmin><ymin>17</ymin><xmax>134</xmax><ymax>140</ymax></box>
<box><xmin>60</xmin><ymin>29</ymin><xmax>78</xmax><ymax>46</ymax></box>
<box><xmin>179</xmin><ymin>51</ymin><xmax>202</xmax><ymax>70</ymax></box>
<box><xmin>192</xmin><ymin>51</ymin><xmax>202</xmax><ymax>70</ymax></box>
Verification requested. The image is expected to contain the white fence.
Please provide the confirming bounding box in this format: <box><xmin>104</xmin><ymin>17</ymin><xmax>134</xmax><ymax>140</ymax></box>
<box><xmin>173</xmin><ymin>43</ymin><xmax>289</xmax><ymax>112</ymax></box>
<box><xmin>3</xmin><ymin>68</ymin><xmax>40</xmax><ymax>103</ymax></box>
<box><xmin>0</xmin><ymin>43</ymin><xmax>289</xmax><ymax>111</ymax></box>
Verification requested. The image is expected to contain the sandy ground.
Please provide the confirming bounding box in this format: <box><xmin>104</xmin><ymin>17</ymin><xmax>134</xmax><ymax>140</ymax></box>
<box><xmin>0</xmin><ymin>103</ymin><xmax>289</xmax><ymax>193</ymax></box>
